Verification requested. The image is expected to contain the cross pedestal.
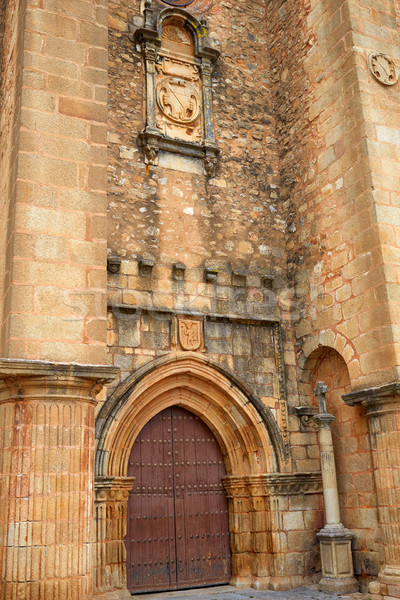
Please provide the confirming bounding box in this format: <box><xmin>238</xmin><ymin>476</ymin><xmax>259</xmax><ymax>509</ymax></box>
<box><xmin>314</xmin><ymin>381</ymin><xmax>358</xmax><ymax>594</ymax></box>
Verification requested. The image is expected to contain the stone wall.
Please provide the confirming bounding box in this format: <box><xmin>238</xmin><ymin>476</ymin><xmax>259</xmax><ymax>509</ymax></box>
<box><xmin>107</xmin><ymin>0</ymin><xmax>286</xmax><ymax>310</ymax></box>
<box><xmin>1</xmin><ymin>0</ymin><xmax>110</xmax><ymax>364</ymax></box>
<box><xmin>269</xmin><ymin>0</ymin><xmax>400</xmax><ymax>390</ymax></box>
<box><xmin>0</xmin><ymin>0</ymin><xmax>25</xmax><ymax>355</ymax></box>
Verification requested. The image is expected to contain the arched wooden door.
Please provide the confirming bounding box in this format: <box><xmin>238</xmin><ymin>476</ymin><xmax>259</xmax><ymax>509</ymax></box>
<box><xmin>126</xmin><ymin>406</ymin><xmax>231</xmax><ymax>593</ymax></box>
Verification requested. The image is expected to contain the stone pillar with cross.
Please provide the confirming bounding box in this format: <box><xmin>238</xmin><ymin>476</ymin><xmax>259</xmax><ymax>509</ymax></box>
<box><xmin>314</xmin><ymin>381</ymin><xmax>358</xmax><ymax>594</ymax></box>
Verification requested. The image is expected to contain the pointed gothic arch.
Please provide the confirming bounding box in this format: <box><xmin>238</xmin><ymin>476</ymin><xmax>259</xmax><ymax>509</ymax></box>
<box><xmin>92</xmin><ymin>353</ymin><xmax>291</xmax><ymax>596</ymax></box>
<box><xmin>96</xmin><ymin>352</ymin><xmax>288</xmax><ymax>478</ymax></box>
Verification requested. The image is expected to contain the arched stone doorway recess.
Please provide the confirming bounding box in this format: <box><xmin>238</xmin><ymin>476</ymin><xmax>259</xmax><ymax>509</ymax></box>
<box><xmin>93</xmin><ymin>352</ymin><xmax>314</xmax><ymax>598</ymax></box>
<box><xmin>299</xmin><ymin>345</ymin><xmax>380</xmax><ymax>585</ymax></box>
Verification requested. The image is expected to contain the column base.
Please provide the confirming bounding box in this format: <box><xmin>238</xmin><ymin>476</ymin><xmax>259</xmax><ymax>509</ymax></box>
<box><xmin>93</xmin><ymin>591</ymin><xmax>131</xmax><ymax>600</ymax></box>
<box><xmin>318</xmin><ymin>576</ymin><xmax>359</xmax><ymax>594</ymax></box>
<box><xmin>317</xmin><ymin>524</ymin><xmax>358</xmax><ymax>594</ymax></box>
<box><xmin>250</xmin><ymin>576</ymin><xmax>271</xmax><ymax>589</ymax></box>
<box><xmin>367</xmin><ymin>567</ymin><xmax>400</xmax><ymax>599</ymax></box>
<box><xmin>229</xmin><ymin>575</ymin><xmax>252</xmax><ymax>588</ymax></box>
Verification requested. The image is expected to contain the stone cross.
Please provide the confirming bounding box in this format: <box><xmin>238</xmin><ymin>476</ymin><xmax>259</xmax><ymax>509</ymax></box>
<box><xmin>314</xmin><ymin>381</ymin><xmax>328</xmax><ymax>413</ymax></box>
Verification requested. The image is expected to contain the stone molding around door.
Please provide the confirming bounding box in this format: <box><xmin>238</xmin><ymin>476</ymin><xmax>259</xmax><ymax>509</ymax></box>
<box><xmin>93</xmin><ymin>354</ymin><xmax>323</xmax><ymax>596</ymax></box>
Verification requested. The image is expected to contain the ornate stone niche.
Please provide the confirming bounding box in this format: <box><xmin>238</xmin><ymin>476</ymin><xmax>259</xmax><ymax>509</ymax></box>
<box><xmin>134</xmin><ymin>3</ymin><xmax>220</xmax><ymax>176</ymax></box>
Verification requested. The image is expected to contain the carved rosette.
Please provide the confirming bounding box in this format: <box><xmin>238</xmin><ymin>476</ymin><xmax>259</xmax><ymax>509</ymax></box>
<box><xmin>134</xmin><ymin>7</ymin><xmax>220</xmax><ymax>174</ymax></box>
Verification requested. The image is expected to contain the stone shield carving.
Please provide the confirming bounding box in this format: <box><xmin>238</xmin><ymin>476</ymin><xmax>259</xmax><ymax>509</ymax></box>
<box><xmin>179</xmin><ymin>319</ymin><xmax>201</xmax><ymax>350</ymax></box>
<box><xmin>157</xmin><ymin>77</ymin><xmax>201</xmax><ymax>124</ymax></box>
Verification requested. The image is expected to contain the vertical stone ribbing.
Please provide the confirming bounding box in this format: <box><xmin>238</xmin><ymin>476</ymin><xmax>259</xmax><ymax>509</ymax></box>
<box><xmin>223</xmin><ymin>473</ymin><xmax>323</xmax><ymax>591</ymax></box>
<box><xmin>367</xmin><ymin>404</ymin><xmax>400</xmax><ymax>574</ymax></box>
<box><xmin>344</xmin><ymin>385</ymin><xmax>400</xmax><ymax>597</ymax></box>
<box><xmin>93</xmin><ymin>477</ymin><xmax>133</xmax><ymax>597</ymax></box>
<box><xmin>248</xmin><ymin>481</ymin><xmax>271</xmax><ymax>589</ymax></box>
<box><xmin>0</xmin><ymin>361</ymin><xmax>118</xmax><ymax>600</ymax></box>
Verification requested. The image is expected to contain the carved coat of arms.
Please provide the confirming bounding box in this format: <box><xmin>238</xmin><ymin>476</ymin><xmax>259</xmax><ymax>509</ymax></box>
<box><xmin>178</xmin><ymin>320</ymin><xmax>202</xmax><ymax>351</ymax></box>
<box><xmin>157</xmin><ymin>77</ymin><xmax>200</xmax><ymax>124</ymax></box>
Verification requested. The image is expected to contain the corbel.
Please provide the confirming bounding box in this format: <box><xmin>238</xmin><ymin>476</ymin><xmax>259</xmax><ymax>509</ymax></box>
<box><xmin>107</xmin><ymin>255</ymin><xmax>122</xmax><ymax>274</ymax></box>
<box><xmin>139</xmin><ymin>256</ymin><xmax>155</xmax><ymax>277</ymax></box>
<box><xmin>294</xmin><ymin>406</ymin><xmax>319</xmax><ymax>430</ymax></box>
<box><xmin>232</xmin><ymin>270</ymin><xmax>247</xmax><ymax>287</ymax></box>
<box><xmin>205</xmin><ymin>267</ymin><xmax>218</xmax><ymax>282</ymax></box>
<box><xmin>172</xmin><ymin>263</ymin><xmax>186</xmax><ymax>280</ymax></box>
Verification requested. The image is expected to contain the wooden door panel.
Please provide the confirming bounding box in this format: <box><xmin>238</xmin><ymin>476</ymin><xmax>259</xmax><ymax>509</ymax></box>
<box><xmin>127</xmin><ymin>406</ymin><xmax>231</xmax><ymax>593</ymax></box>
<box><xmin>127</xmin><ymin>410</ymin><xmax>176</xmax><ymax>591</ymax></box>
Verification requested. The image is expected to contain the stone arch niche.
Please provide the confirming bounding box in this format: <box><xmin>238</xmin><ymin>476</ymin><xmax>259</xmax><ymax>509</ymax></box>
<box><xmin>93</xmin><ymin>353</ymin><xmax>319</xmax><ymax>597</ymax></box>
<box><xmin>133</xmin><ymin>5</ymin><xmax>220</xmax><ymax>176</ymax></box>
<box><xmin>298</xmin><ymin>346</ymin><xmax>380</xmax><ymax>587</ymax></box>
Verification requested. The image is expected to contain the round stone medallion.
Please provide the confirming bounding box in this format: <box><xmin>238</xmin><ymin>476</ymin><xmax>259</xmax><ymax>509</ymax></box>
<box><xmin>368</xmin><ymin>52</ymin><xmax>398</xmax><ymax>86</ymax></box>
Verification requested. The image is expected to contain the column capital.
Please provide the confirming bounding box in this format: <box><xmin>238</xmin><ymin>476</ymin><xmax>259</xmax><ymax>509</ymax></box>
<box><xmin>0</xmin><ymin>359</ymin><xmax>119</xmax><ymax>403</ymax></box>
<box><xmin>314</xmin><ymin>412</ymin><xmax>335</xmax><ymax>428</ymax></box>
<box><xmin>222</xmin><ymin>473</ymin><xmax>323</xmax><ymax>497</ymax></box>
<box><xmin>95</xmin><ymin>476</ymin><xmax>135</xmax><ymax>502</ymax></box>
<box><xmin>342</xmin><ymin>381</ymin><xmax>400</xmax><ymax>416</ymax></box>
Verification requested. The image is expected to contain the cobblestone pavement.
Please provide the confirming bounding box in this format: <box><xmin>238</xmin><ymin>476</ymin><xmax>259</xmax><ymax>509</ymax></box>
<box><xmin>135</xmin><ymin>585</ymin><xmax>367</xmax><ymax>600</ymax></box>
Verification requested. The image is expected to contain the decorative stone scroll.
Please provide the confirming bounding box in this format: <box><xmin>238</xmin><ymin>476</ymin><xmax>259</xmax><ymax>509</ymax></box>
<box><xmin>133</xmin><ymin>2</ymin><xmax>220</xmax><ymax>176</ymax></box>
<box><xmin>294</xmin><ymin>405</ymin><xmax>319</xmax><ymax>430</ymax></box>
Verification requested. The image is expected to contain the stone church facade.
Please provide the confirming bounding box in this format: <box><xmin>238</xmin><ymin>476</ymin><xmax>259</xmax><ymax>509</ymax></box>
<box><xmin>0</xmin><ymin>0</ymin><xmax>400</xmax><ymax>598</ymax></box>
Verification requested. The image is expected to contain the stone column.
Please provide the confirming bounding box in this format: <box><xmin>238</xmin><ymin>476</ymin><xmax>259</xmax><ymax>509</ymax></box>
<box><xmin>93</xmin><ymin>476</ymin><xmax>134</xmax><ymax>599</ymax></box>
<box><xmin>248</xmin><ymin>477</ymin><xmax>271</xmax><ymax>590</ymax></box>
<box><xmin>314</xmin><ymin>381</ymin><xmax>358</xmax><ymax>594</ymax></box>
<box><xmin>223</xmin><ymin>476</ymin><xmax>253</xmax><ymax>588</ymax></box>
<box><xmin>343</xmin><ymin>383</ymin><xmax>400</xmax><ymax>599</ymax></box>
<box><xmin>0</xmin><ymin>359</ymin><xmax>118</xmax><ymax>600</ymax></box>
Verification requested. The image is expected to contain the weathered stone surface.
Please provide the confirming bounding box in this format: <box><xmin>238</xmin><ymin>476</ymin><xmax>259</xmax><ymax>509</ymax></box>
<box><xmin>2</xmin><ymin>0</ymin><xmax>400</xmax><ymax>596</ymax></box>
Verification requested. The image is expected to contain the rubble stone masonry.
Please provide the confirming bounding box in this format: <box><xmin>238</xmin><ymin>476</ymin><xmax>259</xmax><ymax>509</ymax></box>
<box><xmin>1</xmin><ymin>0</ymin><xmax>400</xmax><ymax>598</ymax></box>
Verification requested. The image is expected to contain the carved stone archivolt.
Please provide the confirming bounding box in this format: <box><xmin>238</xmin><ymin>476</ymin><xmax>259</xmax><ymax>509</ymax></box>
<box><xmin>273</xmin><ymin>323</ymin><xmax>290</xmax><ymax>446</ymax></box>
<box><xmin>133</xmin><ymin>3</ymin><xmax>220</xmax><ymax>175</ymax></box>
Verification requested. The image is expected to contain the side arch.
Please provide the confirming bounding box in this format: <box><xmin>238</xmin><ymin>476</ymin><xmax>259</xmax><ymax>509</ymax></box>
<box><xmin>298</xmin><ymin>344</ymin><xmax>380</xmax><ymax>582</ymax></box>
<box><xmin>95</xmin><ymin>352</ymin><xmax>289</xmax><ymax>477</ymax></box>
<box><xmin>297</xmin><ymin>329</ymin><xmax>358</xmax><ymax>381</ymax></box>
